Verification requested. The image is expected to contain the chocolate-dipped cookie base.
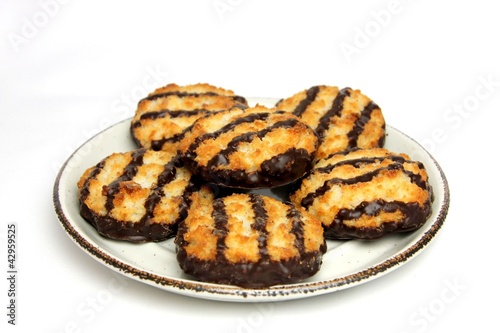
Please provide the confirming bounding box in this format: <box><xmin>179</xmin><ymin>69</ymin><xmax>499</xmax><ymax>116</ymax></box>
<box><xmin>77</xmin><ymin>148</ymin><xmax>200</xmax><ymax>243</ymax></box>
<box><xmin>290</xmin><ymin>148</ymin><xmax>433</xmax><ymax>240</ymax></box>
<box><xmin>175</xmin><ymin>190</ymin><xmax>326</xmax><ymax>288</ymax></box>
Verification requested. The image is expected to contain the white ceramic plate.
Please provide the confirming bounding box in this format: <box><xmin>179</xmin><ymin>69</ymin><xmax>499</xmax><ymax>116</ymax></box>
<box><xmin>53</xmin><ymin>98</ymin><xmax>450</xmax><ymax>302</ymax></box>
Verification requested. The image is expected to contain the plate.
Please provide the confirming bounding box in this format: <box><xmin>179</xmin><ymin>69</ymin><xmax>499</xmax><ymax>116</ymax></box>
<box><xmin>53</xmin><ymin>97</ymin><xmax>450</xmax><ymax>302</ymax></box>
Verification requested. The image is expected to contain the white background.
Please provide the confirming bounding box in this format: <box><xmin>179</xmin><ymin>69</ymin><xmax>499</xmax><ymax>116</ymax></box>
<box><xmin>1</xmin><ymin>0</ymin><xmax>498</xmax><ymax>332</ymax></box>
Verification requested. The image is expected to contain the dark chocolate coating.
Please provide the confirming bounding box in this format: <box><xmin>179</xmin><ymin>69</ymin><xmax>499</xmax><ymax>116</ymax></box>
<box><xmin>79</xmin><ymin>205</ymin><xmax>178</xmax><ymax>242</ymax></box>
<box><xmin>175</xmin><ymin>247</ymin><xmax>324</xmax><ymax>288</ymax></box>
<box><xmin>183</xmin><ymin>147</ymin><xmax>315</xmax><ymax>189</ymax></box>
<box><xmin>323</xmin><ymin>200</ymin><xmax>431</xmax><ymax>240</ymax></box>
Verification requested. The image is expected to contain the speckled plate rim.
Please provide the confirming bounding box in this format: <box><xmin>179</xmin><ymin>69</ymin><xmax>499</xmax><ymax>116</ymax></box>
<box><xmin>53</xmin><ymin>98</ymin><xmax>450</xmax><ymax>302</ymax></box>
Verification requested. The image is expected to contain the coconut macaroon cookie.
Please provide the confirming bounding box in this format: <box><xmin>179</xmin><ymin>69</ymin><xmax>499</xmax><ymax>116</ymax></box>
<box><xmin>175</xmin><ymin>189</ymin><xmax>327</xmax><ymax>288</ymax></box>
<box><xmin>77</xmin><ymin>148</ymin><xmax>200</xmax><ymax>242</ymax></box>
<box><xmin>290</xmin><ymin>148</ymin><xmax>433</xmax><ymax>240</ymax></box>
<box><xmin>131</xmin><ymin>83</ymin><xmax>248</xmax><ymax>153</ymax></box>
<box><xmin>275</xmin><ymin>85</ymin><xmax>386</xmax><ymax>159</ymax></box>
<box><xmin>179</xmin><ymin>105</ymin><xmax>319</xmax><ymax>189</ymax></box>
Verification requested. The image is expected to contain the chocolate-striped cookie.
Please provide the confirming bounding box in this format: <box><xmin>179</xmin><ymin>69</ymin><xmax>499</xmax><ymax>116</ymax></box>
<box><xmin>275</xmin><ymin>86</ymin><xmax>386</xmax><ymax>159</ymax></box>
<box><xmin>179</xmin><ymin>105</ymin><xmax>319</xmax><ymax>189</ymax></box>
<box><xmin>77</xmin><ymin>148</ymin><xmax>200</xmax><ymax>242</ymax></box>
<box><xmin>175</xmin><ymin>190</ymin><xmax>326</xmax><ymax>288</ymax></box>
<box><xmin>290</xmin><ymin>148</ymin><xmax>433</xmax><ymax>239</ymax></box>
<box><xmin>131</xmin><ymin>83</ymin><xmax>248</xmax><ymax>153</ymax></box>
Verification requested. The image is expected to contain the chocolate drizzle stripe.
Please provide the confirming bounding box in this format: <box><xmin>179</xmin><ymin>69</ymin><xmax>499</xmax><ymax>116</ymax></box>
<box><xmin>206</xmin><ymin>118</ymin><xmax>301</xmax><ymax>169</ymax></box>
<box><xmin>315</xmin><ymin>155</ymin><xmax>407</xmax><ymax>174</ymax></box>
<box><xmin>177</xmin><ymin>178</ymin><xmax>202</xmax><ymax>222</ymax></box>
<box><xmin>300</xmin><ymin>164</ymin><xmax>403</xmax><ymax>208</ymax></box>
<box><xmin>315</xmin><ymin>87</ymin><xmax>351</xmax><ymax>139</ymax></box>
<box><xmin>301</xmin><ymin>160</ymin><xmax>430</xmax><ymax>209</ymax></box>
<box><xmin>141</xmin><ymin>159</ymin><xmax>178</xmax><ymax>222</ymax></box>
<box><xmin>249</xmin><ymin>194</ymin><xmax>270</xmax><ymax>260</ymax></box>
<box><xmin>404</xmin><ymin>167</ymin><xmax>429</xmax><ymax>190</ymax></box>
<box><xmin>150</xmin><ymin>131</ymin><xmax>188</xmax><ymax>151</ymax></box>
<box><xmin>141</xmin><ymin>91</ymin><xmax>247</xmax><ymax>105</ymax></box>
<box><xmin>185</xmin><ymin>112</ymin><xmax>269</xmax><ymax>159</ymax></box>
<box><xmin>292</xmin><ymin>86</ymin><xmax>320</xmax><ymax>117</ymax></box>
<box><xmin>132</xmin><ymin>109</ymin><xmax>208</xmax><ymax>128</ymax></box>
<box><xmin>315</xmin><ymin>155</ymin><xmax>429</xmax><ymax>190</ymax></box>
<box><xmin>103</xmin><ymin>149</ymin><xmax>146</xmax><ymax>212</ymax></box>
<box><xmin>286</xmin><ymin>207</ymin><xmax>306</xmax><ymax>254</ymax></box>
<box><xmin>212</xmin><ymin>199</ymin><xmax>229</xmax><ymax>260</ymax></box>
<box><xmin>346</xmin><ymin>101</ymin><xmax>380</xmax><ymax>147</ymax></box>
<box><xmin>79</xmin><ymin>159</ymin><xmax>106</xmax><ymax>202</ymax></box>
<box><xmin>337</xmin><ymin>199</ymin><xmax>408</xmax><ymax>219</ymax></box>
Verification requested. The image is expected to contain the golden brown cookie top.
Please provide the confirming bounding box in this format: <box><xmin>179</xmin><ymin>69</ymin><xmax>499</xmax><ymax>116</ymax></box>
<box><xmin>146</xmin><ymin>83</ymin><xmax>243</xmax><ymax>98</ymax></box>
<box><xmin>131</xmin><ymin>83</ymin><xmax>248</xmax><ymax>153</ymax></box>
<box><xmin>276</xmin><ymin>86</ymin><xmax>386</xmax><ymax>159</ymax></box>
<box><xmin>179</xmin><ymin>105</ymin><xmax>319</xmax><ymax>188</ymax></box>
<box><xmin>175</xmin><ymin>189</ymin><xmax>327</xmax><ymax>287</ymax></box>
<box><xmin>77</xmin><ymin>148</ymin><xmax>198</xmax><ymax>242</ymax></box>
<box><xmin>290</xmin><ymin>148</ymin><xmax>433</xmax><ymax>239</ymax></box>
<box><xmin>177</xmin><ymin>190</ymin><xmax>325</xmax><ymax>263</ymax></box>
